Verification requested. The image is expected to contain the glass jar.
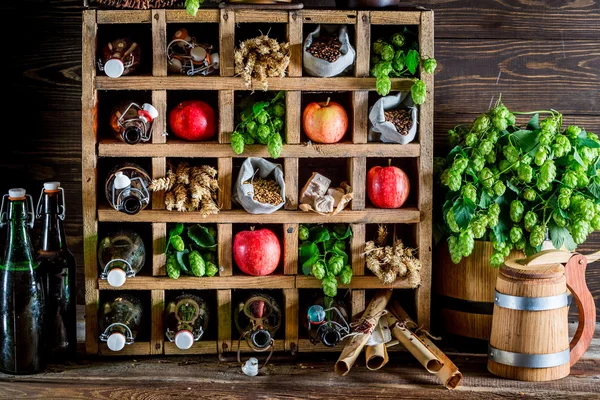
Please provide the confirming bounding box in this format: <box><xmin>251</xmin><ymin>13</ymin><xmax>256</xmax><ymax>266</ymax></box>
<box><xmin>109</xmin><ymin>101</ymin><xmax>159</xmax><ymax>144</ymax></box>
<box><xmin>234</xmin><ymin>292</ymin><xmax>281</xmax><ymax>351</ymax></box>
<box><xmin>164</xmin><ymin>293</ymin><xmax>210</xmax><ymax>350</ymax></box>
<box><xmin>99</xmin><ymin>38</ymin><xmax>141</xmax><ymax>78</ymax></box>
<box><xmin>305</xmin><ymin>296</ymin><xmax>350</xmax><ymax>347</ymax></box>
<box><xmin>105</xmin><ymin>162</ymin><xmax>151</xmax><ymax>215</ymax></box>
<box><xmin>98</xmin><ymin>230</ymin><xmax>146</xmax><ymax>287</ymax></box>
<box><xmin>99</xmin><ymin>293</ymin><xmax>143</xmax><ymax>352</ymax></box>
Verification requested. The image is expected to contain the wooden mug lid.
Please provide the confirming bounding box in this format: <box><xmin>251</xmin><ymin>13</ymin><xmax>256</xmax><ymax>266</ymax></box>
<box><xmin>501</xmin><ymin>250</ymin><xmax>569</xmax><ymax>280</ymax></box>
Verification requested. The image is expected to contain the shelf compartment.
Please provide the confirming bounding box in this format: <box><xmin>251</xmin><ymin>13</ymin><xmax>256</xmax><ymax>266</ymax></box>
<box><xmin>95</xmin><ymin>76</ymin><xmax>416</xmax><ymax>91</ymax></box>
<box><xmin>98</xmin><ymin>206</ymin><xmax>422</xmax><ymax>224</ymax></box>
<box><xmin>98</xmin><ymin>275</ymin><xmax>295</xmax><ymax>290</ymax></box>
<box><xmin>98</xmin><ymin>140</ymin><xmax>421</xmax><ymax>158</ymax></box>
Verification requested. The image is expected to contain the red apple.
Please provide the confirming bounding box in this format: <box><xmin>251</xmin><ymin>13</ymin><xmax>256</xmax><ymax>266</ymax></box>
<box><xmin>302</xmin><ymin>98</ymin><xmax>348</xmax><ymax>144</ymax></box>
<box><xmin>169</xmin><ymin>100</ymin><xmax>216</xmax><ymax>141</ymax></box>
<box><xmin>367</xmin><ymin>163</ymin><xmax>410</xmax><ymax>209</ymax></box>
<box><xmin>233</xmin><ymin>228</ymin><xmax>281</xmax><ymax>276</ymax></box>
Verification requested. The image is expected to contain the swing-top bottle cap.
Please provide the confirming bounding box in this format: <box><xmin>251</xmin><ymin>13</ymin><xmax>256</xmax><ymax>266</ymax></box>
<box><xmin>44</xmin><ymin>182</ymin><xmax>60</xmax><ymax>191</ymax></box>
<box><xmin>242</xmin><ymin>357</ymin><xmax>259</xmax><ymax>377</ymax></box>
<box><xmin>190</xmin><ymin>46</ymin><xmax>207</xmax><ymax>62</ymax></box>
<box><xmin>8</xmin><ymin>188</ymin><xmax>26</xmax><ymax>198</ymax></box>
<box><xmin>174</xmin><ymin>330</ymin><xmax>194</xmax><ymax>350</ymax></box>
<box><xmin>106</xmin><ymin>332</ymin><xmax>126</xmax><ymax>351</ymax></box>
<box><xmin>107</xmin><ymin>268</ymin><xmax>127</xmax><ymax>287</ymax></box>
<box><xmin>114</xmin><ymin>171</ymin><xmax>131</xmax><ymax>190</ymax></box>
<box><xmin>141</xmin><ymin>103</ymin><xmax>159</xmax><ymax>120</ymax></box>
<box><xmin>105</xmin><ymin>59</ymin><xmax>125</xmax><ymax>78</ymax></box>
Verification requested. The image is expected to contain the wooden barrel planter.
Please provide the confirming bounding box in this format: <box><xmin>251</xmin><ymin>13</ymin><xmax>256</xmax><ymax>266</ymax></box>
<box><xmin>433</xmin><ymin>241</ymin><xmax>524</xmax><ymax>340</ymax></box>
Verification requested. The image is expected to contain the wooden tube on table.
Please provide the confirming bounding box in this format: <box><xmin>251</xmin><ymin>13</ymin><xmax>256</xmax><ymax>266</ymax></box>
<box><xmin>334</xmin><ymin>289</ymin><xmax>392</xmax><ymax>376</ymax></box>
<box><xmin>365</xmin><ymin>343</ymin><xmax>389</xmax><ymax>371</ymax></box>
<box><xmin>389</xmin><ymin>301</ymin><xmax>462</xmax><ymax>389</ymax></box>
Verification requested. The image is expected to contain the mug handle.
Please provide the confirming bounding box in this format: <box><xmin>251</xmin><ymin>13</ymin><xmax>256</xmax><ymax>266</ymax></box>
<box><xmin>565</xmin><ymin>253</ymin><xmax>596</xmax><ymax>366</ymax></box>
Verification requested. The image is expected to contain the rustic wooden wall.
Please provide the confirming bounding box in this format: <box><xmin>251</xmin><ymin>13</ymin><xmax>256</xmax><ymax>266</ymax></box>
<box><xmin>0</xmin><ymin>0</ymin><xmax>598</xmax><ymax>319</ymax></box>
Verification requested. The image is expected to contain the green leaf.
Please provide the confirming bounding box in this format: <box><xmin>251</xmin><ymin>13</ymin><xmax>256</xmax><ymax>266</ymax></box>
<box><xmin>506</xmin><ymin>179</ymin><xmax>520</xmax><ymax>194</ymax></box>
<box><xmin>549</xmin><ymin>221</ymin><xmax>577</xmax><ymax>251</ymax></box>
<box><xmin>527</xmin><ymin>114</ymin><xmax>540</xmax><ymax>130</ymax></box>
<box><xmin>302</xmin><ymin>254</ymin><xmax>319</xmax><ymax>275</ymax></box>
<box><xmin>578</xmin><ymin>138</ymin><xmax>600</xmax><ymax>149</ymax></box>
<box><xmin>525</xmin><ymin>242</ymin><xmax>541</xmax><ymax>257</ymax></box>
<box><xmin>270</xmin><ymin>91</ymin><xmax>285</xmax><ymax>104</ymax></box>
<box><xmin>187</xmin><ymin>225</ymin><xmax>217</xmax><ymax>249</ymax></box>
<box><xmin>511</xmin><ymin>130</ymin><xmax>539</xmax><ymax>154</ymax></box>
<box><xmin>185</xmin><ymin>0</ymin><xmax>201</xmax><ymax>16</ymax></box>
<box><xmin>452</xmin><ymin>197</ymin><xmax>476</xmax><ymax>229</ymax></box>
<box><xmin>309</xmin><ymin>226</ymin><xmax>331</xmax><ymax>243</ymax></box>
<box><xmin>332</xmin><ymin>225</ymin><xmax>352</xmax><ymax>241</ymax></box>
<box><xmin>573</xmin><ymin>148</ymin><xmax>586</xmax><ymax>167</ymax></box>
<box><xmin>253</xmin><ymin>101</ymin><xmax>270</xmax><ymax>116</ymax></box>
<box><xmin>405</xmin><ymin>49</ymin><xmax>419</xmax><ymax>75</ymax></box>
<box><xmin>588</xmin><ymin>179</ymin><xmax>600</xmax><ymax>199</ymax></box>
<box><xmin>491</xmin><ymin>217</ymin><xmax>509</xmax><ymax>244</ymax></box>
<box><xmin>445</xmin><ymin>145</ymin><xmax>466</xmax><ymax>164</ymax></box>
<box><xmin>299</xmin><ymin>242</ymin><xmax>319</xmax><ymax>265</ymax></box>
<box><xmin>478</xmin><ymin>190</ymin><xmax>494</xmax><ymax>209</ymax></box>
<box><xmin>466</xmin><ymin>167</ymin><xmax>479</xmax><ymax>183</ymax></box>
<box><xmin>176</xmin><ymin>250</ymin><xmax>191</xmax><ymax>274</ymax></box>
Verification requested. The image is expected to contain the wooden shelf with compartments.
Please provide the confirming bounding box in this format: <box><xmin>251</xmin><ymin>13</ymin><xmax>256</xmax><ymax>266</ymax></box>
<box><xmin>82</xmin><ymin>7</ymin><xmax>433</xmax><ymax>356</ymax></box>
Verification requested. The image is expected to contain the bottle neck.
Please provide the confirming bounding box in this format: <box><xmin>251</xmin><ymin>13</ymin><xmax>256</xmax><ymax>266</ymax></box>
<box><xmin>3</xmin><ymin>199</ymin><xmax>36</xmax><ymax>266</ymax></box>
<box><xmin>39</xmin><ymin>191</ymin><xmax>68</xmax><ymax>252</ymax></box>
<box><xmin>121</xmin><ymin>120</ymin><xmax>143</xmax><ymax>144</ymax></box>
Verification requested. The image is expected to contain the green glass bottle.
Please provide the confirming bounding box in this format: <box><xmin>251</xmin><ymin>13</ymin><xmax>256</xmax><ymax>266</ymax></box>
<box><xmin>0</xmin><ymin>188</ymin><xmax>46</xmax><ymax>374</ymax></box>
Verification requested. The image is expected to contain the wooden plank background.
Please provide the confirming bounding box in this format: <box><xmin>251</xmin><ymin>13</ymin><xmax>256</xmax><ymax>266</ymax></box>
<box><xmin>0</xmin><ymin>0</ymin><xmax>598</xmax><ymax>322</ymax></box>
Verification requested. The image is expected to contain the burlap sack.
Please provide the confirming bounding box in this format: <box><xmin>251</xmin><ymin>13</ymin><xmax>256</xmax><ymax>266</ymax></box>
<box><xmin>234</xmin><ymin>157</ymin><xmax>286</xmax><ymax>214</ymax></box>
<box><xmin>368</xmin><ymin>92</ymin><xmax>418</xmax><ymax>144</ymax></box>
<box><xmin>303</xmin><ymin>25</ymin><xmax>356</xmax><ymax>78</ymax></box>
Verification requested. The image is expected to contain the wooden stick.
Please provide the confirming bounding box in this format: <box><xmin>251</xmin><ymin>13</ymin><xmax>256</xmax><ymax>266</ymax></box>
<box><xmin>389</xmin><ymin>301</ymin><xmax>462</xmax><ymax>389</ymax></box>
<box><xmin>365</xmin><ymin>343</ymin><xmax>388</xmax><ymax>371</ymax></box>
<box><xmin>334</xmin><ymin>289</ymin><xmax>392</xmax><ymax>376</ymax></box>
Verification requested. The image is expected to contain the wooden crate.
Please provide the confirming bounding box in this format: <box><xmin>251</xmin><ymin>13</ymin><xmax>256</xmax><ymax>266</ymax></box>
<box><xmin>82</xmin><ymin>7</ymin><xmax>433</xmax><ymax>356</ymax></box>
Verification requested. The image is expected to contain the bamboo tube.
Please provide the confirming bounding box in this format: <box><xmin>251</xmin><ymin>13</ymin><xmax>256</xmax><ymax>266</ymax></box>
<box><xmin>365</xmin><ymin>343</ymin><xmax>389</xmax><ymax>371</ymax></box>
<box><xmin>334</xmin><ymin>289</ymin><xmax>392</xmax><ymax>376</ymax></box>
<box><xmin>389</xmin><ymin>301</ymin><xmax>462</xmax><ymax>389</ymax></box>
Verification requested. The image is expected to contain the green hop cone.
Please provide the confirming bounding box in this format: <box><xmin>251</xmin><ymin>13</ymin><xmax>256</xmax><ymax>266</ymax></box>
<box><xmin>523</xmin><ymin>188</ymin><xmax>537</xmax><ymax>202</ymax></box>
<box><xmin>571</xmin><ymin>220</ymin><xmax>590</xmax><ymax>245</ymax></box>
<box><xmin>478</xmin><ymin>139</ymin><xmax>494</xmax><ymax>156</ymax></box>
<box><xmin>540</xmin><ymin>117</ymin><xmax>558</xmax><ymax>135</ymax></box>
<box><xmin>257</xmin><ymin>124</ymin><xmax>271</xmax><ymax>144</ymax></box>
<box><xmin>515</xmin><ymin>236</ymin><xmax>526</xmax><ymax>250</ymax></box>
<box><xmin>536</xmin><ymin>160</ymin><xmax>557</xmax><ymax>192</ymax></box>
<box><xmin>272</xmin><ymin>117</ymin><xmax>284</xmax><ymax>132</ymax></box>
<box><xmin>538</xmin><ymin>131</ymin><xmax>554</xmax><ymax>146</ymax></box>
<box><xmin>189</xmin><ymin>250</ymin><xmax>206</xmax><ymax>277</ymax></box>
<box><xmin>273</xmin><ymin>102</ymin><xmax>285</xmax><ymax>118</ymax></box>
<box><xmin>166</xmin><ymin>255</ymin><xmax>180</xmax><ymax>280</ymax></box>
<box><xmin>534</xmin><ymin>148</ymin><xmax>548</xmax><ymax>166</ymax></box>
<box><xmin>517</xmin><ymin>164</ymin><xmax>533</xmax><ymax>183</ymax></box>
<box><xmin>447</xmin><ymin>235</ymin><xmax>462</xmax><ymax>264</ymax></box>
<box><xmin>311</xmin><ymin>261</ymin><xmax>326</xmax><ymax>280</ymax></box>
<box><xmin>473</xmin><ymin>115</ymin><xmax>490</xmax><ymax>133</ymax></box>
<box><xmin>256</xmin><ymin>110</ymin><xmax>269</xmax><ymax>125</ymax></box>
<box><xmin>381</xmin><ymin>44</ymin><xmax>395</xmax><ymax>61</ymax></box>
<box><xmin>231</xmin><ymin>131</ymin><xmax>245</xmax><ymax>154</ymax></box>
<box><xmin>510</xmin><ymin>226</ymin><xmax>523</xmax><ymax>244</ymax></box>
<box><xmin>170</xmin><ymin>235</ymin><xmax>185</xmax><ymax>252</ymax></box>
<box><xmin>390</xmin><ymin>33</ymin><xmax>406</xmax><ymax>48</ymax></box>
<box><xmin>372</xmin><ymin>38</ymin><xmax>386</xmax><ymax>55</ymax></box>
<box><xmin>578</xmin><ymin>173</ymin><xmax>590</xmax><ymax>189</ymax></box>
<box><xmin>471</xmin><ymin>215</ymin><xmax>488</xmax><ymax>239</ymax></box>
<box><xmin>490</xmin><ymin>252</ymin><xmax>505</xmax><ymax>268</ymax></box>
<box><xmin>422</xmin><ymin>58</ymin><xmax>437</xmax><ymax>74</ymax></box>
<box><xmin>246</xmin><ymin>121</ymin><xmax>258</xmax><ymax>136</ymax></box>
<box><xmin>446</xmin><ymin>208</ymin><xmax>460</xmax><ymax>233</ymax></box>
<box><xmin>376</xmin><ymin>75</ymin><xmax>392</xmax><ymax>96</ymax></box>
<box><xmin>503</xmin><ymin>145</ymin><xmax>520</xmax><ymax>164</ymax></box>
<box><xmin>411</xmin><ymin>79</ymin><xmax>427</xmax><ymax>105</ymax></box>
<box><xmin>487</xmin><ymin>203</ymin><xmax>501</xmax><ymax>227</ymax></box>
<box><xmin>465</xmin><ymin>133</ymin><xmax>478</xmax><ymax>147</ymax></box>
<box><xmin>372</xmin><ymin>61</ymin><xmax>393</xmax><ymax>78</ymax></box>
<box><xmin>339</xmin><ymin>266</ymin><xmax>353</xmax><ymax>285</ymax></box>
<box><xmin>529</xmin><ymin>225</ymin><xmax>547</xmax><ymax>247</ymax></box>
<box><xmin>553</xmin><ymin>212</ymin><xmax>567</xmax><ymax>228</ymax></box>
<box><xmin>461</xmin><ymin>182</ymin><xmax>477</xmax><ymax>203</ymax></box>
<box><xmin>447</xmin><ymin>170</ymin><xmax>462</xmax><ymax>192</ymax></box>
<box><xmin>510</xmin><ymin>200</ymin><xmax>525</xmax><ymax>223</ymax></box>
<box><xmin>328</xmin><ymin>255</ymin><xmax>345</xmax><ymax>276</ymax></box>
<box><xmin>493</xmin><ymin>116</ymin><xmax>508</xmax><ymax>131</ymax></box>
<box><xmin>334</xmin><ymin>240</ymin><xmax>346</xmax><ymax>252</ymax></box>
<box><xmin>562</xmin><ymin>170</ymin><xmax>578</xmax><ymax>189</ymax></box>
<box><xmin>552</xmin><ymin>135</ymin><xmax>571</xmax><ymax>158</ymax></box>
<box><xmin>566</xmin><ymin>125</ymin><xmax>582</xmax><ymax>139</ymax></box>
<box><xmin>458</xmin><ymin>229</ymin><xmax>475</xmax><ymax>257</ymax></box>
<box><xmin>322</xmin><ymin>273</ymin><xmax>338</xmax><ymax>298</ymax></box>
<box><xmin>267</xmin><ymin>133</ymin><xmax>283</xmax><ymax>159</ymax></box>
<box><xmin>479</xmin><ymin>167</ymin><xmax>495</xmax><ymax>189</ymax></box>
<box><xmin>558</xmin><ymin>187</ymin><xmax>572</xmax><ymax>209</ymax></box>
<box><xmin>244</xmin><ymin>135</ymin><xmax>255</xmax><ymax>145</ymax></box>
<box><xmin>298</xmin><ymin>225</ymin><xmax>309</xmax><ymax>241</ymax></box>
<box><xmin>452</xmin><ymin>157</ymin><xmax>469</xmax><ymax>174</ymax></box>
<box><xmin>470</xmin><ymin>155</ymin><xmax>485</xmax><ymax>172</ymax></box>
<box><xmin>486</xmin><ymin>150</ymin><xmax>497</xmax><ymax>164</ymax></box>
<box><xmin>493</xmin><ymin>181</ymin><xmax>506</xmax><ymax>197</ymax></box>
<box><xmin>591</xmin><ymin>215</ymin><xmax>600</xmax><ymax>231</ymax></box>
<box><xmin>205</xmin><ymin>262</ymin><xmax>219</xmax><ymax>277</ymax></box>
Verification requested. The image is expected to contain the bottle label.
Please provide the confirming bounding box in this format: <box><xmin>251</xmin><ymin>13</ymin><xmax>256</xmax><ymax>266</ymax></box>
<box><xmin>0</xmin><ymin>261</ymin><xmax>40</xmax><ymax>271</ymax></box>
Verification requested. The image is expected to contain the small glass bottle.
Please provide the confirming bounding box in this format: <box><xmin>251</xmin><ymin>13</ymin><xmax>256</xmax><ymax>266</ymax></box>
<box><xmin>164</xmin><ymin>293</ymin><xmax>210</xmax><ymax>350</ymax></box>
<box><xmin>98</xmin><ymin>230</ymin><xmax>146</xmax><ymax>287</ymax></box>
<box><xmin>36</xmin><ymin>182</ymin><xmax>77</xmax><ymax>360</ymax></box>
<box><xmin>99</xmin><ymin>38</ymin><xmax>141</xmax><ymax>78</ymax></box>
<box><xmin>109</xmin><ymin>101</ymin><xmax>159</xmax><ymax>145</ymax></box>
<box><xmin>234</xmin><ymin>292</ymin><xmax>281</xmax><ymax>351</ymax></box>
<box><xmin>0</xmin><ymin>188</ymin><xmax>46</xmax><ymax>374</ymax></box>
<box><xmin>105</xmin><ymin>162</ymin><xmax>151</xmax><ymax>215</ymax></box>
<box><xmin>305</xmin><ymin>296</ymin><xmax>350</xmax><ymax>347</ymax></box>
<box><xmin>99</xmin><ymin>293</ymin><xmax>143</xmax><ymax>352</ymax></box>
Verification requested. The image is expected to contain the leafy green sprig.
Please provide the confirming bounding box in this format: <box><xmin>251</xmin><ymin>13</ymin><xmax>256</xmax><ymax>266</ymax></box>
<box><xmin>165</xmin><ymin>223</ymin><xmax>219</xmax><ymax>279</ymax></box>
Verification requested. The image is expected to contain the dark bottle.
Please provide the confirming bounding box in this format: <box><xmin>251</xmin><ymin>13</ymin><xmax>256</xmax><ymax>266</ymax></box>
<box><xmin>0</xmin><ymin>188</ymin><xmax>46</xmax><ymax>374</ymax></box>
<box><xmin>109</xmin><ymin>101</ymin><xmax>159</xmax><ymax>145</ymax></box>
<box><xmin>305</xmin><ymin>296</ymin><xmax>350</xmax><ymax>347</ymax></box>
<box><xmin>164</xmin><ymin>294</ymin><xmax>209</xmax><ymax>350</ymax></box>
<box><xmin>99</xmin><ymin>293</ymin><xmax>143</xmax><ymax>352</ymax></box>
<box><xmin>36</xmin><ymin>182</ymin><xmax>77</xmax><ymax>360</ymax></box>
<box><xmin>234</xmin><ymin>292</ymin><xmax>281</xmax><ymax>351</ymax></box>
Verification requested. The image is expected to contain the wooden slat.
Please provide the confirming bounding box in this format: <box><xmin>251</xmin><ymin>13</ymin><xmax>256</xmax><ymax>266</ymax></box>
<box><xmin>151</xmin><ymin>158</ymin><xmax>167</xmax><ymax>208</ymax></box>
<box><xmin>237</xmin><ymin>339</ymin><xmax>286</xmax><ymax>353</ymax></box>
<box><xmin>217</xmin><ymin>158</ymin><xmax>232</xmax><ymax>210</ymax></box>
<box><xmin>352</xmin><ymin>91</ymin><xmax>369</xmax><ymax>143</ymax></box>
<box><xmin>283</xmin><ymin>289</ymin><xmax>299</xmax><ymax>353</ymax></box>
<box><xmin>164</xmin><ymin>9</ymin><xmax>220</xmax><ymax>23</ymax></box>
<box><xmin>285</xmin><ymin>91</ymin><xmax>301</xmax><ymax>144</ymax></box>
<box><xmin>355</xmin><ymin>11</ymin><xmax>371</xmax><ymax>77</ymax></box>
<box><xmin>235</xmin><ymin>9</ymin><xmax>289</xmax><ymax>23</ymax></box>
<box><xmin>163</xmin><ymin>341</ymin><xmax>218</xmax><ymax>355</ymax></box>
<box><xmin>218</xmin><ymin>90</ymin><xmax>234</xmax><ymax>144</ymax></box>
<box><xmin>351</xmin><ymin>289</ymin><xmax>366</xmax><ymax>320</ymax></box>
<box><xmin>416</xmin><ymin>10</ymin><xmax>434</xmax><ymax>330</ymax></box>
<box><xmin>350</xmin><ymin>224</ymin><xmax>365</xmax><ymax>276</ymax></box>
<box><xmin>97</xmin><ymin>141</ymin><xmax>421</xmax><ymax>159</ymax></box>
<box><xmin>82</xmin><ymin>10</ymin><xmax>99</xmax><ymax>356</ymax></box>
<box><xmin>287</xmin><ymin>11</ymin><xmax>303</xmax><ymax>77</ymax></box>
<box><xmin>151</xmin><ymin>91</ymin><xmax>167</xmax><ymax>208</ymax></box>
<box><xmin>283</xmin><ymin>223</ymin><xmax>298</xmax><ymax>275</ymax></box>
<box><xmin>98</xmin><ymin>275</ymin><xmax>296</xmax><ymax>290</ymax></box>
<box><xmin>99</xmin><ymin>342</ymin><xmax>151</xmax><ymax>356</ymax></box>
<box><xmin>96</xmin><ymin>10</ymin><xmax>152</xmax><ymax>24</ymax></box>
<box><xmin>301</xmin><ymin>10</ymin><xmax>357</xmax><ymax>24</ymax></box>
<box><xmin>348</xmin><ymin>157</ymin><xmax>366</xmax><ymax>210</ymax></box>
<box><xmin>370</xmin><ymin>11</ymin><xmax>422</xmax><ymax>25</ymax></box>
<box><xmin>217</xmin><ymin>290</ymin><xmax>232</xmax><ymax>354</ymax></box>
<box><xmin>284</xmin><ymin>158</ymin><xmax>298</xmax><ymax>210</ymax></box>
<box><xmin>97</xmin><ymin>207</ymin><xmax>422</xmax><ymax>224</ymax></box>
<box><xmin>296</xmin><ymin>276</ymin><xmax>413</xmax><ymax>289</ymax></box>
<box><xmin>150</xmin><ymin>289</ymin><xmax>165</xmax><ymax>355</ymax></box>
<box><xmin>152</xmin><ymin>223</ymin><xmax>166</xmax><ymax>276</ymax></box>
<box><xmin>151</xmin><ymin>10</ymin><xmax>167</xmax><ymax>77</ymax></box>
<box><xmin>219</xmin><ymin>8</ymin><xmax>235</xmax><ymax>77</ymax></box>
<box><xmin>95</xmin><ymin>76</ymin><xmax>415</xmax><ymax>92</ymax></box>
<box><xmin>218</xmin><ymin>224</ymin><xmax>233</xmax><ymax>277</ymax></box>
